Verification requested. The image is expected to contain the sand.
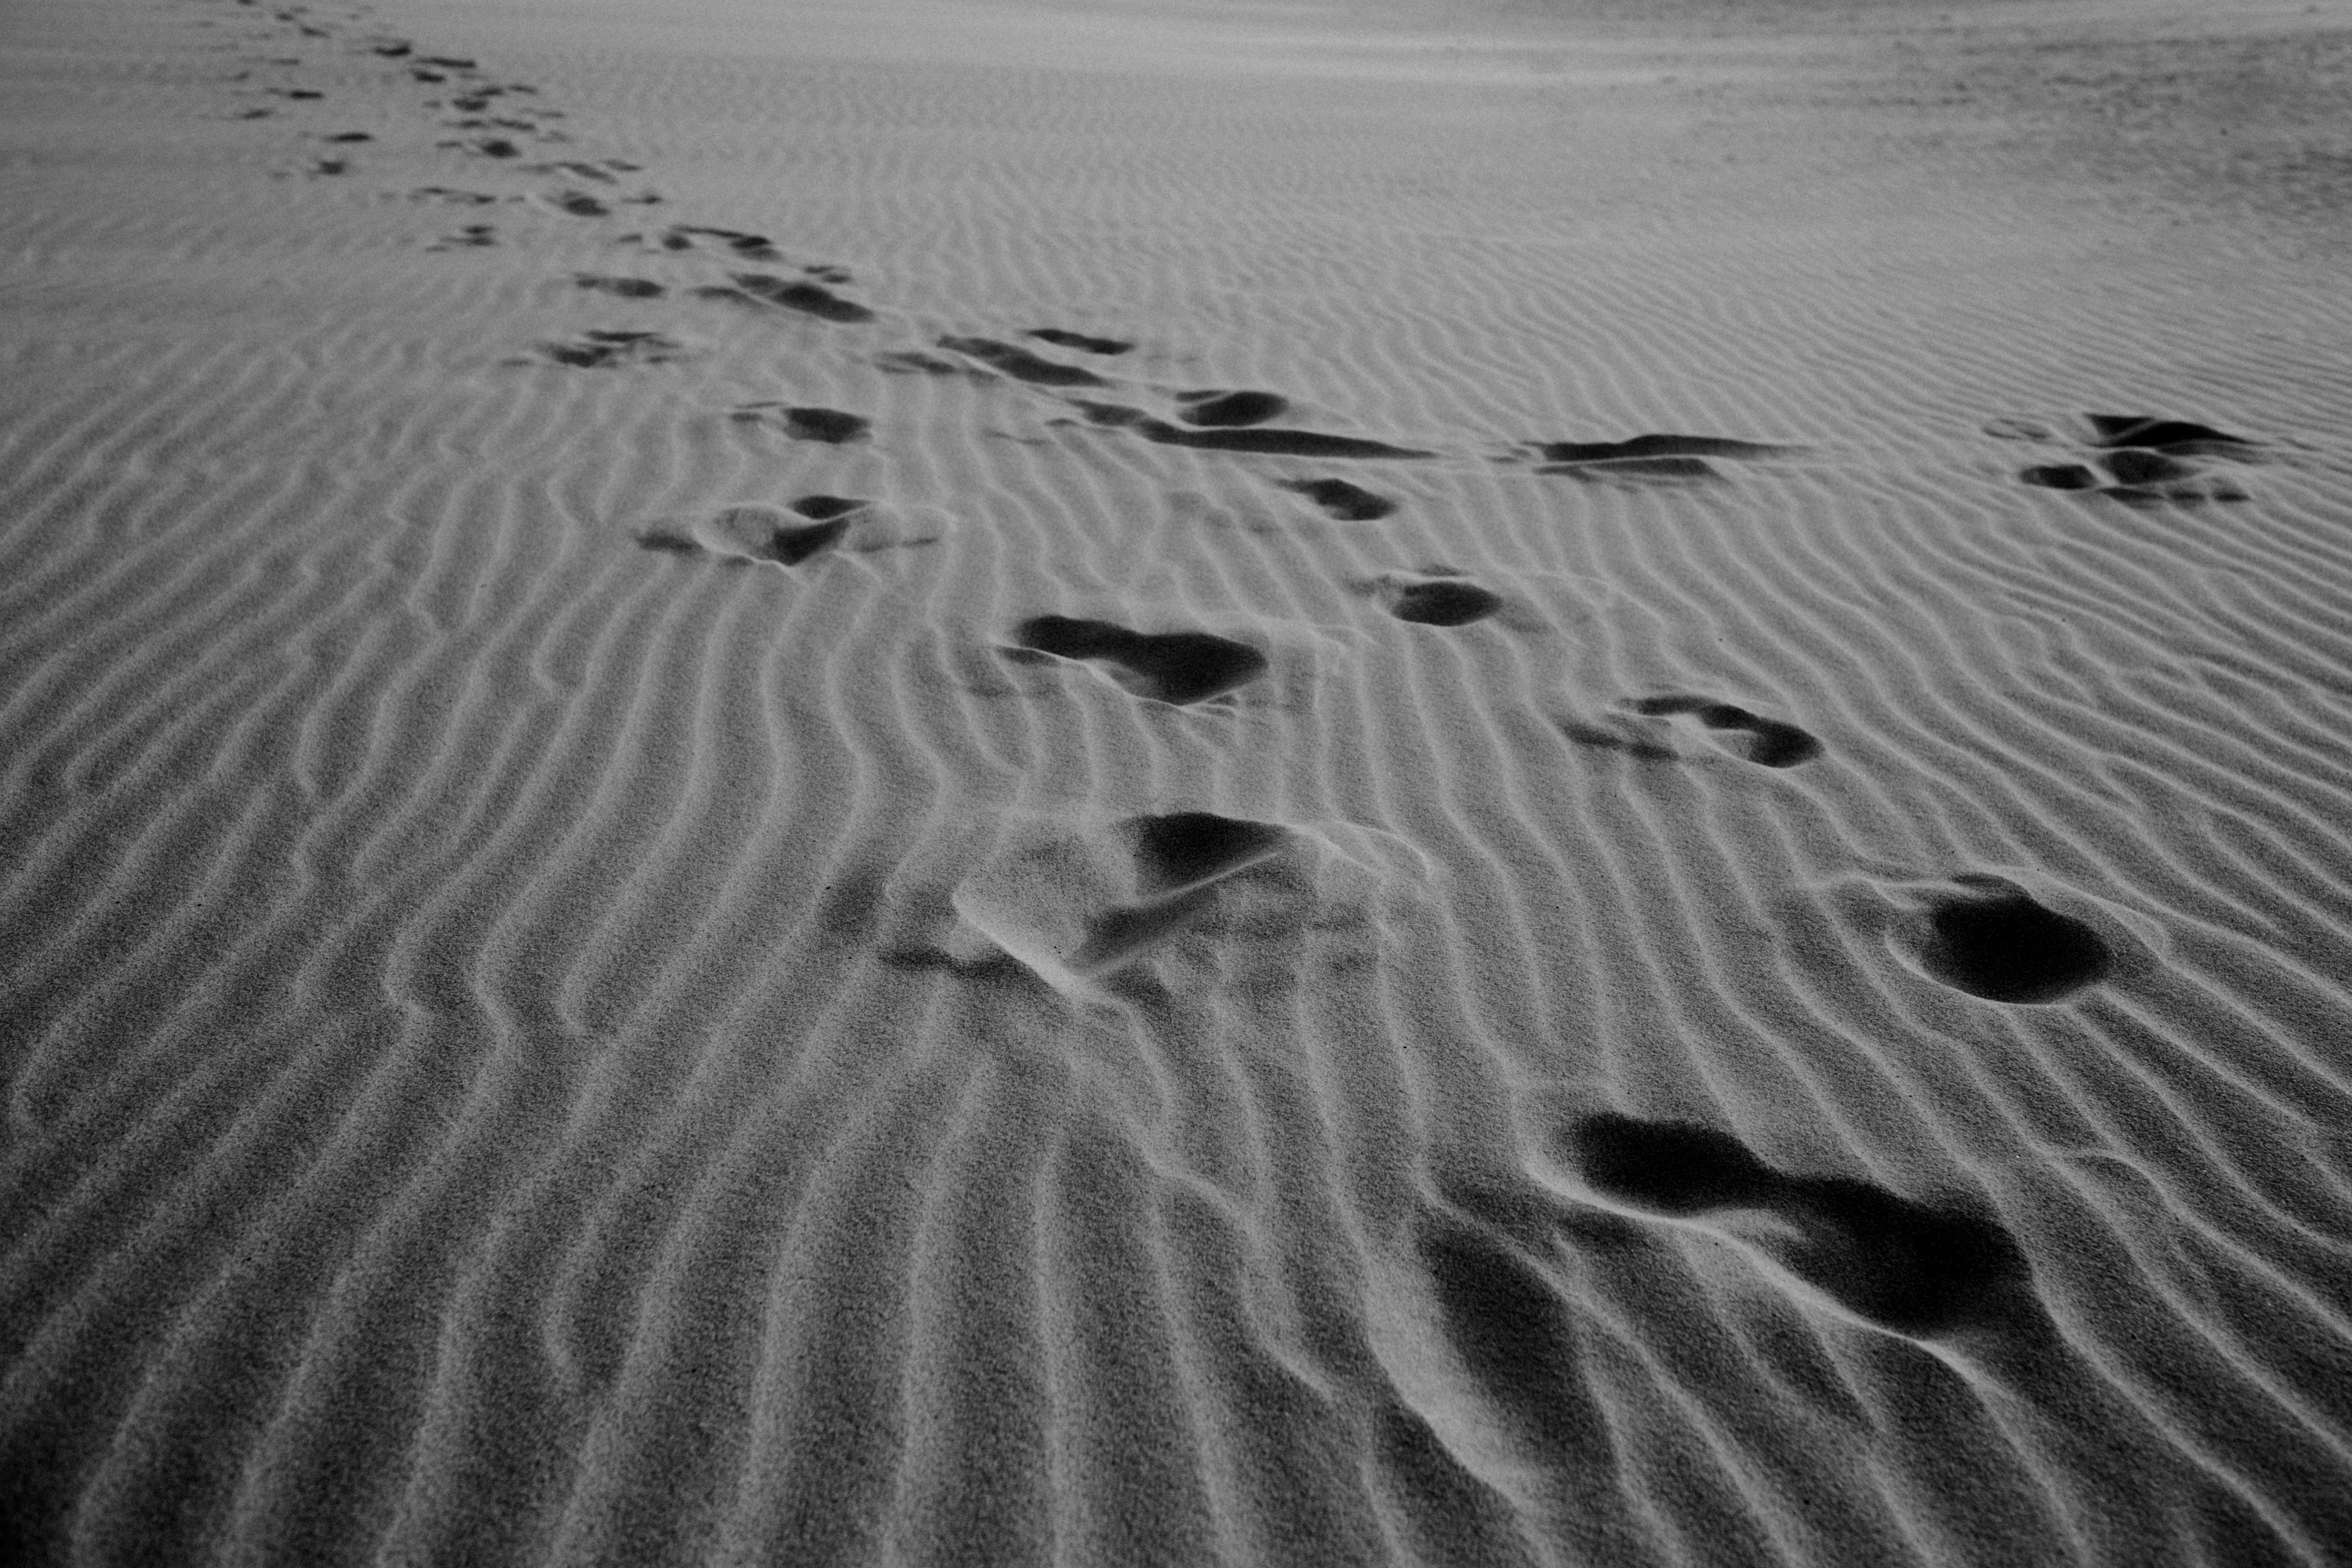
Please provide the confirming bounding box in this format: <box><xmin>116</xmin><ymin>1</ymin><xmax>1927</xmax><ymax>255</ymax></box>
<box><xmin>5</xmin><ymin>0</ymin><xmax>2352</xmax><ymax>1562</ymax></box>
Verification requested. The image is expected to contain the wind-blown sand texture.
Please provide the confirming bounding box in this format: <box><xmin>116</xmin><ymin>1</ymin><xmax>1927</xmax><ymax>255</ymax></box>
<box><xmin>7</xmin><ymin>0</ymin><xmax>2352</xmax><ymax>1562</ymax></box>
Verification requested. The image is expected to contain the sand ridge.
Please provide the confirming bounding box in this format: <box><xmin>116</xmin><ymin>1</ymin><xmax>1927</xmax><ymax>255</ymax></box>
<box><xmin>4</xmin><ymin>0</ymin><xmax>2352</xmax><ymax>1563</ymax></box>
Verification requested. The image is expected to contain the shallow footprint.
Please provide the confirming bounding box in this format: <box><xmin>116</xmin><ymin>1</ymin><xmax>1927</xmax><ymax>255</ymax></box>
<box><xmin>1276</xmin><ymin>477</ymin><xmax>1396</xmax><ymax>521</ymax></box>
<box><xmin>574</xmin><ymin>272</ymin><xmax>664</xmax><ymax>298</ymax></box>
<box><xmin>1913</xmin><ymin>878</ymin><xmax>2113</xmax><ymax>1003</ymax></box>
<box><xmin>724</xmin><ymin>271</ymin><xmax>875</xmax><ymax>323</ymax></box>
<box><xmin>1536</xmin><ymin>454</ymin><xmax>1721</xmax><ymax>486</ymax></box>
<box><xmin>524</xmin><ymin>329</ymin><xmax>688</xmax><ymax>368</ymax></box>
<box><xmin>1005</xmin><ymin>616</ymin><xmax>1269</xmax><ymax>706</ymax></box>
<box><xmin>1568</xmin><ymin>1113</ymin><xmax>2032</xmax><ymax>1339</ymax></box>
<box><xmin>1623</xmin><ymin>694</ymin><xmax>1821</xmax><ymax>768</ymax></box>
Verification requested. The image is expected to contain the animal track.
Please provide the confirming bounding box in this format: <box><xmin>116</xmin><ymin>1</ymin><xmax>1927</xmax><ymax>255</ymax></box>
<box><xmin>1912</xmin><ymin>878</ymin><xmax>2113</xmax><ymax>1004</ymax></box>
<box><xmin>1276</xmin><ymin>478</ymin><xmax>1395</xmax><ymax>520</ymax></box>
<box><xmin>1623</xmin><ymin>695</ymin><xmax>1822</xmax><ymax>768</ymax></box>
<box><xmin>1005</xmin><ymin>617</ymin><xmax>1269</xmax><ymax>706</ymax></box>
<box><xmin>1568</xmin><ymin>1114</ymin><xmax>2033</xmax><ymax>1338</ymax></box>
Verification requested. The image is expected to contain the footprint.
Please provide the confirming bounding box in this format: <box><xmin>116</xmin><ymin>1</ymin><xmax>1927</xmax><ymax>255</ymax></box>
<box><xmin>1566</xmin><ymin>1114</ymin><xmax>2032</xmax><ymax>1339</ymax></box>
<box><xmin>665</xmin><ymin>224</ymin><xmax>784</xmax><ymax>260</ymax></box>
<box><xmin>1065</xmin><ymin>401</ymin><xmax>1433</xmax><ymax>460</ymax></box>
<box><xmin>2003</xmin><ymin>412</ymin><xmax>2259</xmax><ymax>504</ymax></box>
<box><xmin>1912</xmin><ymin>878</ymin><xmax>2113</xmax><ymax>1004</ymax></box>
<box><xmin>428</xmin><ymin>223</ymin><xmax>497</xmax><ymax>250</ymax></box>
<box><xmin>1537</xmin><ymin>454</ymin><xmax>1724</xmax><ymax>486</ymax></box>
<box><xmin>730</xmin><ymin>404</ymin><xmax>871</xmax><ymax>444</ymax></box>
<box><xmin>670</xmin><ymin>497</ymin><xmax>945</xmax><ymax>567</ymax></box>
<box><xmin>867</xmin><ymin>350</ymin><xmax>970</xmax><ymax>377</ymax></box>
<box><xmin>2085</xmin><ymin>414</ymin><xmax>2258</xmax><ymax>457</ymax></box>
<box><xmin>1275</xmin><ymin>477</ymin><xmax>1395</xmax><ymax>521</ymax></box>
<box><xmin>409</xmin><ymin>186</ymin><xmax>503</xmax><ymax>205</ymax></box>
<box><xmin>711</xmin><ymin>271</ymin><xmax>874</xmax><ymax>323</ymax></box>
<box><xmin>1371</xmin><ymin>572</ymin><xmax>1503</xmax><ymax>627</ymax></box>
<box><xmin>1622</xmin><ymin>695</ymin><xmax>1822</xmax><ymax>768</ymax></box>
<box><xmin>936</xmin><ymin>336</ymin><xmax>1108</xmax><ymax>387</ymax></box>
<box><xmin>1027</xmin><ymin>328</ymin><xmax>1132</xmax><ymax>356</ymax></box>
<box><xmin>549</xmin><ymin>190</ymin><xmax>608</xmax><ymax>217</ymax></box>
<box><xmin>1537</xmin><ymin>434</ymin><xmax>1793</xmax><ymax>462</ymax></box>
<box><xmin>1556</xmin><ymin>721</ymin><xmax>1681</xmax><ymax>763</ymax></box>
<box><xmin>2019</xmin><ymin>463</ymin><xmax>2100</xmax><ymax>492</ymax></box>
<box><xmin>948</xmin><ymin>810</ymin><xmax>1293</xmax><ymax>993</ymax></box>
<box><xmin>573</xmin><ymin>273</ymin><xmax>664</xmax><ymax>298</ymax></box>
<box><xmin>1174</xmin><ymin>389</ymin><xmax>1287</xmax><ymax>427</ymax></box>
<box><xmin>524</xmin><ymin>330</ymin><xmax>687</xmax><ymax>369</ymax></box>
<box><xmin>1004</xmin><ymin>616</ymin><xmax>1269</xmax><ymax>706</ymax></box>
<box><xmin>1123</xmin><ymin>811</ymin><xmax>1292</xmax><ymax>896</ymax></box>
<box><xmin>323</xmin><ymin>131</ymin><xmax>372</xmax><ymax>142</ymax></box>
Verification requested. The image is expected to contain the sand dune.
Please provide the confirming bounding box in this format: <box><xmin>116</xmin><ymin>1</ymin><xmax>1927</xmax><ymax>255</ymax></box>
<box><xmin>5</xmin><ymin>0</ymin><xmax>2352</xmax><ymax>1563</ymax></box>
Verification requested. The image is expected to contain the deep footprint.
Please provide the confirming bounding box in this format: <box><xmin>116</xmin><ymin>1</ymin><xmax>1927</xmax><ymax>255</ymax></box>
<box><xmin>1007</xmin><ymin>616</ymin><xmax>1269</xmax><ymax>705</ymax></box>
<box><xmin>1119</xmin><ymin>811</ymin><xmax>1292</xmax><ymax>896</ymax></box>
<box><xmin>1537</xmin><ymin>433</ymin><xmax>1793</xmax><ymax>462</ymax></box>
<box><xmin>1176</xmin><ymin>389</ymin><xmax>1288</xmax><ymax>427</ymax></box>
<box><xmin>2086</xmin><ymin>414</ymin><xmax>2258</xmax><ymax>456</ymax></box>
<box><xmin>722</xmin><ymin>272</ymin><xmax>874</xmax><ymax>323</ymax></box>
<box><xmin>1625</xmin><ymin>695</ymin><xmax>1821</xmax><ymax>767</ymax></box>
<box><xmin>729</xmin><ymin>404</ymin><xmax>871</xmax><ymax>443</ymax></box>
<box><xmin>1380</xmin><ymin>576</ymin><xmax>1503</xmax><ymax>627</ymax></box>
<box><xmin>1570</xmin><ymin>1114</ymin><xmax>2032</xmax><ymax>1338</ymax></box>
<box><xmin>1916</xmin><ymin>883</ymin><xmax>2113</xmax><ymax>1003</ymax></box>
<box><xmin>937</xmin><ymin>336</ymin><xmax>1107</xmax><ymax>387</ymax></box>
<box><xmin>1028</xmin><ymin>328</ymin><xmax>1132</xmax><ymax>356</ymax></box>
<box><xmin>1277</xmin><ymin>478</ymin><xmax>1396</xmax><ymax>520</ymax></box>
<box><xmin>1537</xmin><ymin>455</ymin><xmax>1721</xmax><ymax>485</ymax></box>
<box><xmin>1068</xmin><ymin>401</ymin><xmax>1433</xmax><ymax>460</ymax></box>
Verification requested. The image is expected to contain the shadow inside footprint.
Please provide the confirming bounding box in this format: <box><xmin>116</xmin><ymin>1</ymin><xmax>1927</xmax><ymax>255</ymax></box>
<box><xmin>574</xmin><ymin>273</ymin><xmax>664</xmax><ymax>298</ymax></box>
<box><xmin>2019</xmin><ymin>463</ymin><xmax>2100</xmax><ymax>491</ymax></box>
<box><xmin>1571</xmin><ymin>1114</ymin><xmax>2031</xmax><ymax>1339</ymax></box>
<box><xmin>731</xmin><ymin>404</ymin><xmax>870</xmax><ymax>443</ymax></box>
<box><xmin>789</xmin><ymin>494</ymin><xmax>867</xmax><ymax>521</ymax></box>
<box><xmin>1625</xmin><ymin>695</ymin><xmax>1821</xmax><ymax>768</ymax></box>
<box><xmin>1916</xmin><ymin>886</ymin><xmax>2113</xmax><ymax>1004</ymax></box>
<box><xmin>1276</xmin><ymin>478</ymin><xmax>1396</xmax><ymax>521</ymax></box>
<box><xmin>938</xmin><ymin>335</ymin><xmax>1106</xmax><ymax>386</ymax></box>
<box><xmin>1065</xmin><ymin>401</ymin><xmax>1433</xmax><ymax>460</ymax></box>
<box><xmin>529</xmin><ymin>330</ymin><xmax>686</xmax><ymax>369</ymax></box>
<box><xmin>1536</xmin><ymin>454</ymin><xmax>1721</xmax><ymax>485</ymax></box>
<box><xmin>1120</xmin><ymin>811</ymin><xmax>1291</xmax><ymax>897</ymax></box>
<box><xmin>1538</xmin><ymin>434</ymin><xmax>1792</xmax><ymax>462</ymax></box>
<box><xmin>1176</xmin><ymin>389</ymin><xmax>1288</xmax><ymax>427</ymax></box>
<box><xmin>1381</xmin><ymin>578</ymin><xmax>1503</xmax><ymax>627</ymax></box>
<box><xmin>2086</xmin><ymin>414</ymin><xmax>2257</xmax><ymax>456</ymax></box>
<box><xmin>728</xmin><ymin>272</ymin><xmax>874</xmax><ymax>323</ymax></box>
<box><xmin>1028</xmin><ymin>327</ymin><xmax>1132</xmax><ymax>356</ymax></box>
<box><xmin>1008</xmin><ymin>616</ymin><xmax>1269</xmax><ymax>706</ymax></box>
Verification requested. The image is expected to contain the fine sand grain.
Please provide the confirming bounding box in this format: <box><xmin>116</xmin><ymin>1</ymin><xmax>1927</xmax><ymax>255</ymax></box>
<box><xmin>6</xmin><ymin>0</ymin><xmax>2352</xmax><ymax>1563</ymax></box>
